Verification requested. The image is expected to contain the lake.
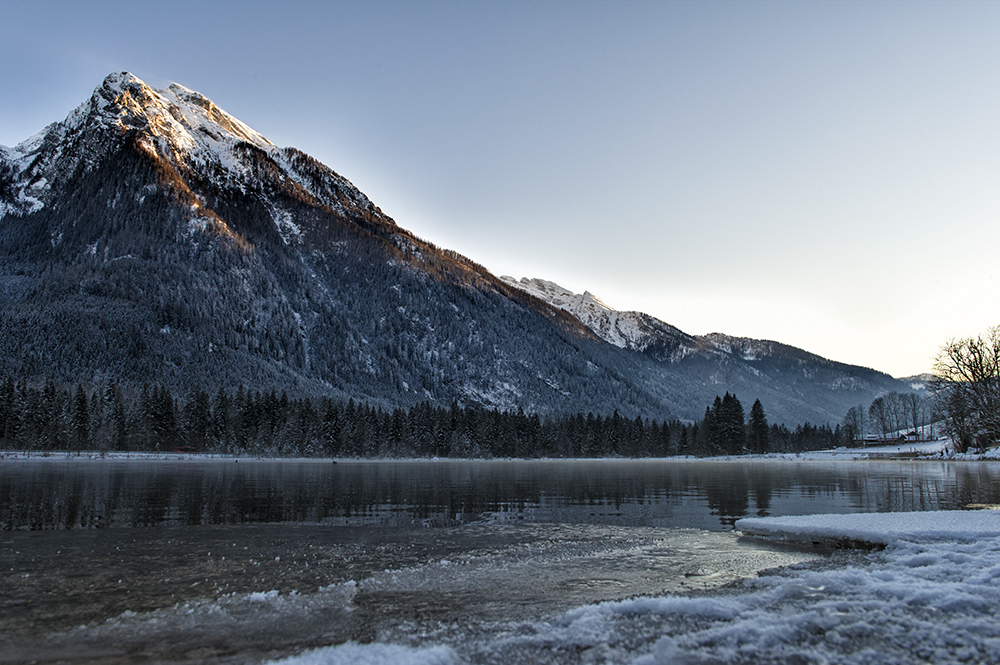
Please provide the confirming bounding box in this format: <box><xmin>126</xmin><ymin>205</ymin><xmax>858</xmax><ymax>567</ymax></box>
<box><xmin>2</xmin><ymin>457</ymin><xmax>999</xmax><ymax>664</ymax></box>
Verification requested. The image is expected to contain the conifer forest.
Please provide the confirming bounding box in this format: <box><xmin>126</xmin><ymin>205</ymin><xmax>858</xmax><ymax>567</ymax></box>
<box><xmin>0</xmin><ymin>378</ymin><xmax>847</xmax><ymax>458</ymax></box>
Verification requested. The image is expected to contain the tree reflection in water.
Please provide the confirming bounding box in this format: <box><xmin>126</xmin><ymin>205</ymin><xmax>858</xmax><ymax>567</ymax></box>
<box><xmin>2</xmin><ymin>459</ymin><xmax>999</xmax><ymax>531</ymax></box>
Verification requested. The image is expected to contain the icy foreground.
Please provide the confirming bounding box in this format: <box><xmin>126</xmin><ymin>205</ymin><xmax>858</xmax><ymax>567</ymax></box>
<box><xmin>271</xmin><ymin>511</ymin><xmax>1000</xmax><ymax>665</ymax></box>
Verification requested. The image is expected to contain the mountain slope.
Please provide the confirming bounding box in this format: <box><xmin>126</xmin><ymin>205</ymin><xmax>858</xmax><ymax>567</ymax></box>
<box><xmin>502</xmin><ymin>277</ymin><xmax>905</xmax><ymax>425</ymax></box>
<box><xmin>0</xmin><ymin>72</ymin><xmax>666</xmax><ymax>417</ymax></box>
<box><xmin>500</xmin><ymin>277</ymin><xmax>696</xmax><ymax>360</ymax></box>
<box><xmin>0</xmin><ymin>72</ymin><xmax>905</xmax><ymax>425</ymax></box>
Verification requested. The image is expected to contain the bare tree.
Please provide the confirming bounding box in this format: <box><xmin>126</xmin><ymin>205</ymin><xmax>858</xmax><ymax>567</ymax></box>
<box><xmin>905</xmin><ymin>392</ymin><xmax>927</xmax><ymax>439</ymax></box>
<box><xmin>887</xmin><ymin>392</ymin><xmax>905</xmax><ymax>439</ymax></box>
<box><xmin>933</xmin><ymin>326</ymin><xmax>1000</xmax><ymax>453</ymax></box>
<box><xmin>868</xmin><ymin>396</ymin><xmax>891</xmax><ymax>441</ymax></box>
<box><xmin>842</xmin><ymin>405</ymin><xmax>865</xmax><ymax>446</ymax></box>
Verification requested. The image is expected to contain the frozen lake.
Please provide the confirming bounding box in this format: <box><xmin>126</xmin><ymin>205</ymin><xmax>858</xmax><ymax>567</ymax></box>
<box><xmin>2</xmin><ymin>458</ymin><xmax>999</xmax><ymax>664</ymax></box>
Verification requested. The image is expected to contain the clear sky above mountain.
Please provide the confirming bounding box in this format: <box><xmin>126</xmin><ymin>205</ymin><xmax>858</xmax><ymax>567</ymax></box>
<box><xmin>2</xmin><ymin>0</ymin><xmax>997</xmax><ymax>378</ymax></box>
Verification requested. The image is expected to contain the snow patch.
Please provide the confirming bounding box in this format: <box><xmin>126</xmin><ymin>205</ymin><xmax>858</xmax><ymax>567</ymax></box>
<box><xmin>272</xmin><ymin>207</ymin><xmax>303</xmax><ymax>245</ymax></box>
<box><xmin>185</xmin><ymin>214</ymin><xmax>213</xmax><ymax>236</ymax></box>
<box><xmin>268</xmin><ymin>643</ymin><xmax>459</xmax><ymax>665</ymax></box>
<box><xmin>473</xmin><ymin>510</ymin><xmax>1000</xmax><ymax>664</ymax></box>
<box><xmin>247</xmin><ymin>589</ymin><xmax>281</xmax><ymax>604</ymax></box>
<box><xmin>704</xmin><ymin>333</ymin><xmax>774</xmax><ymax>361</ymax></box>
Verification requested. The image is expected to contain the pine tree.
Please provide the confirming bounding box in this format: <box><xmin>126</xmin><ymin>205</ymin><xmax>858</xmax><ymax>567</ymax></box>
<box><xmin>748</xmin><ymin>399</ymin><xmax>769</xmax><ymax>454</ymax></box>
<box><xmin>70</xmin><ymin>384</ymin><xmax>90</xmax><ymax>451</ymax></box>
<box><xmin>707</xmin><ymin>397</ymin><xmax>724</xmax><ymax>455</ymax></box>
<box><xmin>0</xmin><ymin>376</ymin><xmax>14</xmax><ymax>446</ymax></box>
<box><xmin>146</xmin><ymin>384</ymin><xmax>179</xmax><ymax>451</ymax></box>
<box><xmin>212</xmin><ymin>387</ymin><xmax>231</xmax><ymax>449</ymax></box>
<box><xmin>41</xmin><ymin>380</ymin><xmax>61</xmax><ymax>450</ymax></box>
<box><xmin>182</xmin><ymin>387</ymin><xmax>212</xmax><ymax>450</ymax></box>
<box><xmin>720</xmin><ymin>393</ymin><xmax>746</xmax><ymax>454</ymax></box>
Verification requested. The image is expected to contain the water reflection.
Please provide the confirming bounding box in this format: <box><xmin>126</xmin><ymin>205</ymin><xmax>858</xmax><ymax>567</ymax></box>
<box><xmin>2</xmin><ymin>458</ymin><xmax>999</xmax><ymax>531</ymax></box>
<box><xmin>704</xmin><ymin>467</ymin><xmax>751</xmax><ymax>527</ymax></box>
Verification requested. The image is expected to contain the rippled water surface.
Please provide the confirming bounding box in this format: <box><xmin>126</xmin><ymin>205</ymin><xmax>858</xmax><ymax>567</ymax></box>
<box><xmin>2</xmin><ymin>458</ymin><xmax>999</xmax><ymax>664</ymax></box>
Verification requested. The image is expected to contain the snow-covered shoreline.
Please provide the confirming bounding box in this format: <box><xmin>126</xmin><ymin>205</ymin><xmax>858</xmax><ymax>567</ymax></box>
<box><xmin>269</xmin><ymin>510</ymin><xmax>1000</xmax><ymax>664</ymax></box>
<box><xmin>2</xmin><ymin>438</ymin><xmax>998</xmax><ymax>463</ymax></box>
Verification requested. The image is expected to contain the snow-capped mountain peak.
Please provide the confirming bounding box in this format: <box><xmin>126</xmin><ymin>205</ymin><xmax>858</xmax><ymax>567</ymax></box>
<box><xmin>0</xmin><ymin>72</ymin><xmax>383</xmax><ymax>238</ymax></box>
<box><xmin>162</xmin><ymin>82</ymin><xmax>275</xmax><ymax>151</ymax></box>
<box><xmin>501</xmin><ymin>276</ymin><xmax>694</xmax><ymax>357</ymax></box>
<box><xmin>2</xmin><ymin>72</ymin><xmax>269</xmax><ymax>216</ymax></box>
<box><xmin>501</xmin><ymin>277</ymin><xmax>613</xmax><ymax>314</ymax></box>
<box><xmin>77</xmin><ymin>72</ymin><xmax>277</xmax><ymax>173</ymax></box>
<box><xmin>74</xmin><ymin>73</ymin><xmax>274</xmax><ymax>152</ymax></box>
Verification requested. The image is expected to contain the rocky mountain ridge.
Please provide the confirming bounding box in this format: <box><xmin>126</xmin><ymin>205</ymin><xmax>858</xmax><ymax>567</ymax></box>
<box><xmin>500</xmin><ymin>277</ymin><xmax>696</xmax><ymax>359</ymax></box>
<box><xmin>502</xmin><ymin>276</ymin><xmax>878</xmax><ymax>375</ymax></box>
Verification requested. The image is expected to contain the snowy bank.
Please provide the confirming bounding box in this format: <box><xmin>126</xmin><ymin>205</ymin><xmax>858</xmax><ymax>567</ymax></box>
<box><xmin>6</xmin><ymin>437</ymin><xmax>1000</xmax><ymax>462</ymax></box>
<box><xmin>760</xmin><ymin>439</ymin><xmax>950</xmax><ymax>460</ymax></box>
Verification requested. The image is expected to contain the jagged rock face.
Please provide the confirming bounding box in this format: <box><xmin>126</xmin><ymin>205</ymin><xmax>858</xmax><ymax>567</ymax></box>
<box><xmin>0</xmin><ymin>73</ymin><xmax>906</xmax><ymax>424</ymax></box>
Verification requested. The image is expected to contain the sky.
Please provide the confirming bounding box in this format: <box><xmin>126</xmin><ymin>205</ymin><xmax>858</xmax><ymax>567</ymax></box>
<box><xmin>1</xmin><ymin>0</ymin><xmax>998</xmax><ymax>378</ymax></box>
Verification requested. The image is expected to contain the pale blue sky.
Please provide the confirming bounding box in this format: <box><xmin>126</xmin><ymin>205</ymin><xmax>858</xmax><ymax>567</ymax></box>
<box><xmin>2</xmin><ymin>0</ymin><xmax>998</xmax><ymax>377</ymax></box>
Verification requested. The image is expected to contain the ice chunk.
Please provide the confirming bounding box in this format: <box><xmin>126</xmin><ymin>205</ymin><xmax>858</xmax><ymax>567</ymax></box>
<box><xmin>736</xmin><ymin>510</ymin><xmax>1000</xmax><ymax>546</ymax></box>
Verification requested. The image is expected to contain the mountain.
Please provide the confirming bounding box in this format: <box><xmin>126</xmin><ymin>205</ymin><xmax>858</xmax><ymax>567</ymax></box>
<box><xmin>500</xmin><ymin>277</ymin><xmax>696</xmax><ymax>360</ymax></box>
<box><xmin>501</xmin><ymin>277</ymin><xmax>907</xmax><ymax>425</ymax></box>
<box><xmin>0</xmin><ymin>72</ymin><xmax>905</xmax><ymax>425</ymax></box>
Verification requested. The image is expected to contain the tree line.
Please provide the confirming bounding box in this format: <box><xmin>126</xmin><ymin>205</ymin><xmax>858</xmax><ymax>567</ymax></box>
<box><xmin>0</xmin><ymin>378</ymin><xmax>846</xmax><ymax>458</ymax></box>
<box><xmin>837</xmin><ymin>325</ymin><xmax>1000</xmax><ymax>454</ymax></box>
<box><xmin>840</xmin><ymin>391</ymin><xmax>934</xmax><ymax>445</ymax></box>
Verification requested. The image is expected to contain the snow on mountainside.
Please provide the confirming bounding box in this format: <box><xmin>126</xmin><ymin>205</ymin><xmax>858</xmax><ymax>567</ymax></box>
<box><xmin>0</xmin><ymin>72</ymin><xmax>651</xmax><ymax>419</ymax></box>
<box><xmin>1</xmin><ymin>71</ymin><xmax>271</xmax><ymax>198</ymax></box>
<box><xmin>501</xmin><ymin>276</ymin><xmax>799</xmax><ymax>364</ymax></box>
<box><xmin>502</xmin><ymin>276</ymin><xmax>891</xmax><ymax>371</ymax></box>
<box><xmin>0</xmin><ymin>72</ymin><xmax>383</xmax><ymax>234</ymax></box>
<box><xmin>502</xmin><ymin>276</ymin><xmax>907</xmax><ymax>424</ymax></box>
<box><xmin>899</xmin><ymin>373</ymin><xmax>937</xmax><ymax>393</ymax></box>
<box><xmin>500</xmin><ymin>276</ymin><xmax>695</xmax><ymax>359</ymax></box>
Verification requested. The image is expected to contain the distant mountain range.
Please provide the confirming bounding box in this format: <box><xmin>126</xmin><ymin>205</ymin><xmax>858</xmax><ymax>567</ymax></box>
<box><xmin>0</xmin><ymin>72</ymin><xmax>907</xmax><ymax>425</ymax></box>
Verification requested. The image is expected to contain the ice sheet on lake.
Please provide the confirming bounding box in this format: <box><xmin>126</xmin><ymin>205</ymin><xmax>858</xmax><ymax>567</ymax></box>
<box><xmin>736</xmin><ymin>509</ymin><xmax>1000</xmax><ymax>545</ymax></box>
<box><xmin>270</xmin><ymin>510</ymin><xmax>1000</xmax><ymax>664</ymax></box>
